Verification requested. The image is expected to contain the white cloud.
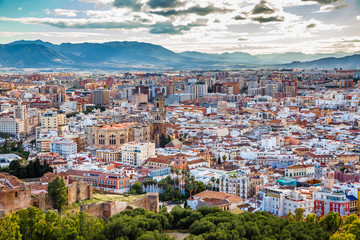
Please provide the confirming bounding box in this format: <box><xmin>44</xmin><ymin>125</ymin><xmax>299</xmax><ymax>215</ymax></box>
<box><xmin>53</xmin><ymin>9</ymin><xmax>78</xmax><ymax>17</ymax></box>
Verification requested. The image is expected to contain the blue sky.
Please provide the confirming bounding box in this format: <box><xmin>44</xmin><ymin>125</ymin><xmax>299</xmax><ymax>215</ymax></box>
<box><xmin>0</xmin><ymin>0</ymin><xmax>359</xmax><ymax>54</ymax></box>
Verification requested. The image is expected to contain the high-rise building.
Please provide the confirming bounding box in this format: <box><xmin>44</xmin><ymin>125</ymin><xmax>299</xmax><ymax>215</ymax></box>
<box><xmin>92</xmin><ymin>87</ymin><xmax>110</xmax><ymax>106</ymax></box>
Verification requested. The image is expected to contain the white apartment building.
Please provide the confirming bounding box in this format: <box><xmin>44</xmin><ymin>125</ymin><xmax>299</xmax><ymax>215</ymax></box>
<box><xmin>260</xmin><ymin>186</ymin><xmax>314</xmax><ymax>217</ymax></box>
<box><xmin>260</xmin><ymin>136</ymin><xmax>277</xmax><ymax>151</ymax></box>
<box><xmin>50</xmin><ymin>139</ymin><xmax>77</xmax><ymax>157</ymax></box>
<box><xmin>121</xmin><ymin>141</ymin><xmax>156</xmax><ymax>166</ymax></box>
<box><xmin>0</xmin><ymin>118</ymin><xmax>25</xmax><ymax>138</ymax></box>
<box><xmin>219</xmin><ymin>168</ymin><xmax>263</xmax><ymax>200</ymax></box>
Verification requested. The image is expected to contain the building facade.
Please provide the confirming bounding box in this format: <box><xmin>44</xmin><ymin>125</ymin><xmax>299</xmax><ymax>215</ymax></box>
<box><xmin>121</xmin><ymin>141</ymin><xmax>156</xmax><ymax>166</ymax></box>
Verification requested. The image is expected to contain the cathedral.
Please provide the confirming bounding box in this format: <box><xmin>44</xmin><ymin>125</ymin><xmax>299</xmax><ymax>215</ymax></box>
<box><xmin>87</xmin><ymin>92</ymin><xmax>166</xmax><ymax>148</ymax></box>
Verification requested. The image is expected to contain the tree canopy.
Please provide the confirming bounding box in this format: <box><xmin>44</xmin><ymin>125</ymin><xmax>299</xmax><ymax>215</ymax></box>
<box><xmin>0</xmin><ymin>206</ymin><xmax>337</xmax><ymax>240</ymax></box>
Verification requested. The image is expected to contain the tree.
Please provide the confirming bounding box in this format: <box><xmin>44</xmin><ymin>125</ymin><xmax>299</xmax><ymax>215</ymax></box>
<box><xmin>217</xmin><ymin>156</ymin><xmax>221</xmax><ymax>165</ymax></box>
<box><xmin>330</xmin><ymin>232</ymin><xmax>356</xmax><ymax>240</ymax></box>
<box><xmin>295</xmin><ymin>208</ymin><xmax>305</xmax><ymax>222</ymax></box>
<box><xmin>130</xmin><ymin>181</ymin><xmax>143</xmax><ymax>194</ymax></box>
<box><xmin>286</xmin><ymin>211</ymin><xmax>295</xmax><ymax>221</ymax></box>
<box><xmin>222</xmin><ymin>155</ymin><xmax>227</xmax><ymax>162</ymax></box>
<box><xmin>306</xmin><ymin>213</ymin><xmax>317</xmax><ymax>223</ymax></box>
<box><xmin>159</xmin><ymin>134</ymin><xmax>171</xmax><ymax>148</ymax></box>
<box><xmin>320</xmin><ymin>212</ymin><xmax>343</xmax><ymax>233</ymax></box>
<box><xmin>48</xmin><ymin>176</ymin><xmax>68</xmax><ymax>213</ymax></box>
<box><xmin>0</xmin><ymin>215</ymin><xmax>21</xmax><ymax>240</ymax></box>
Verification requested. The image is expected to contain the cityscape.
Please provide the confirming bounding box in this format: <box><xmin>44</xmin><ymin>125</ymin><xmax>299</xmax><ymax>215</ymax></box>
<box><xmin>1</xmin><ymin>0</ymin><xmax>360</xmax><ymax>240</ymax></box>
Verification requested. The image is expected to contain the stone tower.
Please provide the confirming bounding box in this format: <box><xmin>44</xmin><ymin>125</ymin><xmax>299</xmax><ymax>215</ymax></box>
<box><xmin>323</xmin><ymin>167</ymin><xmax>334</xmax><ymax>189</ymax></box>
<box><xmin>153</xmin><ymin>92</ymin><xmax>166</xmax><ymax>146</ymax></box>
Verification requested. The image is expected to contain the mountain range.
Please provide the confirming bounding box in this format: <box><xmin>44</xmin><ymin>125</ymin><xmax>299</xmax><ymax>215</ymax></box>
<box><xmin>0</xmin><ymin>40</ymin><xmax>359</xmax><ymax>70</ymax></box>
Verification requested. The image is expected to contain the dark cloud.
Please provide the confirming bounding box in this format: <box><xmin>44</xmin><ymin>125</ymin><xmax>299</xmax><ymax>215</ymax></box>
<box><xmin>306</xmin><ymin>23</ymin><xmax>316</xmax><ymax>29</ymax></box>
<box><xmin>234</xmin><ymin>15</ymin><xmax>247</xmax><ymax>20</ymax></box>
<box><xmin>149</xmin><ymin>19</ymin><xmax>206</xmax><ymax>34</ymax></box>
<box><xmin>150</xmin><ymin>5</ymin><xmax>233</xmax><ymax>17</ymax></box>
<box><xmin>301</xmin><ymin>0</ymin><xmax>341</xmax><ymax>5</ymax></box>
<box><xmin>147</xmin><ymin>0</ymin><xmax>184</xmax><ymax>9</ymax></box>
<box><xmin>113</xmin><ymin>0</ymin><xmax>142</xmax><ymax>11</ymax></box>
<box><xmin>252</xmin><ymin>0</ymin><xmax>276</xmax><ymax>15</ymax></box>
<box><xmin>251</xmin><ymin>16</ymin><xmax>284</xmax><ymax>23</ymax></box>
<box><xmin>149</xmin><ymin>22</ymin><xmax>187</xmax><ymax>34</ymax></box>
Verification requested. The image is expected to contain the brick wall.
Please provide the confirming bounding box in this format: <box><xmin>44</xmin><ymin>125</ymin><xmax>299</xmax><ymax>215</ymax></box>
<box><xmin>0</xmin><ymin>186</ymin><xmax>32</xmax><ymax>214</ymax></box>
<box><xmin>80</xmin><ymin>201</ymin><xmax>127</xmax><ymax>219</ymax></box>
<box><xmin>67</xmin><ymin>181</ymin><xmax>93</xmax><ymax>205</ymax></box>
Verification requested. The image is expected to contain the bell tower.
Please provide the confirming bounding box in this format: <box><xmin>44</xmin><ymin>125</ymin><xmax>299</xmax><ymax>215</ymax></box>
<box><xmin>153</xmin><ymin>92</ymin><xmax>166</xmax><ymax>145</ymax></box>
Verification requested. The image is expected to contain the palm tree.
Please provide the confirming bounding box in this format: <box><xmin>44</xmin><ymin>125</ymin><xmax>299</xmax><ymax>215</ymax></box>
<box><xmin>170</xmin><ymin>166</ymin><xmax>175</xmax><ymax>188</ymax></box>
<box><xmin>190</xmin><ymin>175</ymin><xmax>195</xmax><ymax>183</ymax></box>
<box><xmin>193</xmin><ymin>183</ymin><xmax>198</xmax><ymax>195</ymax></box>
<box><xmin>188</xmin><ymin>183</ymin><xmax>194</xmax><ymax>198</ymax></box>
<box><xmin>211</xmin><ymin>177</ymin><xmax>216</xmax><ymax>190</ymax></box>
<box><xmin>216</xmin><ymin>179</ymin><xmax>220</xmax><ymax>191</ymax></box>
<box><xmin>206</xmin><ymin>183</ymin><xmax>212</xmax><ymax>191</ymax></box>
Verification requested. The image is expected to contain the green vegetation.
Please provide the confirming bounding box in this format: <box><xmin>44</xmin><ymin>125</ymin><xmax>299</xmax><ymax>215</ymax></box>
<box><xmin>130</xmin><ymin>181</ymin><xmax>143</xmax><ymax>195</ymax></box>
<box><xmin>0</xmin><ymin>158</ymin><xmax>53</xmax><ymax>179</ymax></box>
<box><xmin>0</xmin><ymin>132</ymin><xmax>11</xmax><ymax>139</ymax></box>
<box><xmin>159</xmin><ymin>134</ymin><xmax>171</xmax><ymax>148</ymax></box>
<box><xmin>48</xmin><ymin>176</ymin><xmax>68</xmax><ymax>213</ymax></box>
<box><xmin>155</xmin><ymin>173</ymin><xmax>206</xmax><ymax>203</ymax></box>
<box><xmin>66</xmin><ymin>112</ymin><xmax>79</xmax><ymax>118</ymax></box>
<box><xmin>1</xmin><ymin>206</ymin><xmax>339</xmax><ymax>240</ymax></box>
<box><xmin>83</xmin><ymin>105</ymin><xmax>106</xmax><ymax>115</ymax></box>
<box><xmin>0</xmin><ymin>140</ymin><xmax>30</xmax><ymax>159</ymax></box>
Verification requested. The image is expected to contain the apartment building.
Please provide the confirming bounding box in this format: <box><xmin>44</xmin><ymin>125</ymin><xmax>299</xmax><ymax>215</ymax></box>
<box><xmin>50</xmin><ymin>139</ymin><xmax>77</xmax><ymax>157</ymax></box>
<box><xmin>314</xmin><ymin>190</ymin><xmax>350</xmax><ymax>216</ymax></box>
<box><xmin>285</xmin><ymin>164</ymin><xmax>315</xmax><ymax>179</ymax></box>
<box><xmin>121</xmin><ymin>141</ymin><xmax>156</xmax><ymax>166</ymax></box>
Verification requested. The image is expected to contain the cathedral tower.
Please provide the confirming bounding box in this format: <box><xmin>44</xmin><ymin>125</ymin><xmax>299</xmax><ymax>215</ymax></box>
<box><xmin>153</xmin><ymin>92</ymin><xmax>166</xmax><ymax>145</ymax></box>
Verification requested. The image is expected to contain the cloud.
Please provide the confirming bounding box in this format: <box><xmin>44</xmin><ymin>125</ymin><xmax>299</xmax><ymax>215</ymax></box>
<box><xmin>147</xmin><ymin>0</ymin><xmax>184</xmax><ymax>9</ymax></box>
<box><xmin>149</xmin><ymin>21</ymin><xmax>205</xmax><ymax>34</ymax></box>
<box><xmin>252</xmin><ymin>1</ymin><xmax>276</xmax><ymax>15</ymax></box>
<box><xmin>79</xmin><ymin>0</ymin><xmax>113</xmax><ymax>8</ymax></box>
<box><xmin>150</xmin><ymin>5</ymin><xmax>233</xmax><ymax>16</ymax></box>
<box><xmin>306</xmin><ymin>23</ymin><xmax>316</xmax><ymax>28</ymax></box>
<box><xmin>343</xmin><ymin>38</ymin><xmax>360</xmax><ymax>43</ymax></box>
<box><xmin>357</xmin><ymin>16</ymin><xmax>360</xmax><ymax>20</ymax></box>
<box><xmin>234</xmin><ymin>15</ymin><xmax>247</xmax><ymax>20</ymax></box>
<box><xmin>238</xmin><ymin>38</ymin><xmax>248</xmax><ymax>41</ymax></box>
<box><xmin>0</xmin><ymin>17</ymin><xmax>147</xmax><ymax>29</ymax></box>
<box><xmin>251</xmin><ymin>16</ymin><xmax>284</xmax><ymax>23</ymax></box>
<box><xmin>113</xmin><ymin>0</ymin><xmax>142</xmax><ymax>11</ymax></box>
<box><xmin>52</xmin><ymin>9</ymin><xmax>78</xmax><ymax>17</ymax></box>
<box><xmin>0</xmin><ymin>16</ymin><xmax>204</xmax><ymax>35</ymax></box>
<box><xmin>301</xmin><ymin>0</ymin><xmax>341</xmax><ymax>4</ymax></box>
<box><xmin>316</xmin><ymin>3</ymin><xmax>347</xmax><ymax>12</ymax></box>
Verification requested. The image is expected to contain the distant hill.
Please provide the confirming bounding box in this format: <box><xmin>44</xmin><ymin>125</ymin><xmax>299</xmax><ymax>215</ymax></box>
<box><xmin>0</xmin><ymin>40</ymin><xmax>359</xmax><ymax>70</ymax></box>
<box><xmin>284</xmin><ymin>55</ymin><xmax>360</xmax><ymax>69</ymax></box>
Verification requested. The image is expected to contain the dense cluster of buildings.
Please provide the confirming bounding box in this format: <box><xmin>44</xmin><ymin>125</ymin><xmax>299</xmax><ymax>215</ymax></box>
<box><xmin>0</xmin><ymin>69</ymin><xmax>360</xmax><ymax>217</ymax></box>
